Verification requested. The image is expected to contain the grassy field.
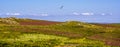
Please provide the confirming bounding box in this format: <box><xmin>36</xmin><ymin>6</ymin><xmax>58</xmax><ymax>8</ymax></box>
<box><xmin>0</xmin><ymin>17</ymin><xmax>120</xmax><ymax>47</ymax></box>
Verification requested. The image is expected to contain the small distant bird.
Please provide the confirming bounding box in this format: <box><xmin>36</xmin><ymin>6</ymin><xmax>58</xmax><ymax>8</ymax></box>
<box><xmin>59</xmin><ymin>5</ymin><xmax>64</xmax><ymax>9</ymax></box>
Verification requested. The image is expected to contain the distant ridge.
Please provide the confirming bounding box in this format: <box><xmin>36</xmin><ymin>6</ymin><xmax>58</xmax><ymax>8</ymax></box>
<box><xmin>0</xmin><ymin>17</ymin><xmax>62</xmax><ymax>25</ymax></box>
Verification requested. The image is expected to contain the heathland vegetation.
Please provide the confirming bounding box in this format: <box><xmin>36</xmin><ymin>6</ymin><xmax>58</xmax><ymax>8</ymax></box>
<box><xmin>0</xmin><ymin>17</ymin><xmax>120</xmax><ymax>47</ymax></box>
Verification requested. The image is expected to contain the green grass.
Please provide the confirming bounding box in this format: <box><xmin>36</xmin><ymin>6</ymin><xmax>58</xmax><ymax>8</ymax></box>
<box><xmin>0</xmin><ymin>33</ymin><xmax>109</xmax><ymax>47</ymax></box>
<box><xmin>0</xmin><ymin>17</ymin><xmax>120</xmax><ymax>47</ymax></box>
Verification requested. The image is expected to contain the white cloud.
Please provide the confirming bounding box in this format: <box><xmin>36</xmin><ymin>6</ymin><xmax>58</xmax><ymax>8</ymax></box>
<box><xmin>109</xmin><ymin>13</ymin><xmax>113</xmax><ymax>15</ymax></box>
<box><xmin>6</xmin><ymin>13</ymin><xmax>21</xmax><ymax>15</ymax></box>
<box><xmin>81</xmin><ymin>13</ymin><xmax>94</xmax><ymax>16</ymax></box>
<box><xmin>32</xmin><ymin>13</ymin><xmax>49</xmax><ymax>16</ymax></box>
<box><xmin>40</xmin><ymin>13</ymin><xmax>48</xmax><ymax>16</ymax></box>
<box><xmin>101</xmin><ymin>13</ymin><xmax>105</xmax><ymax>15</ymax></box>
<box><xmin>14</xmin><ymin>13</ymin><xmax>20</xmax><ymax>15</ymax></box>
<box><xmin>73</xmin><ymin>12</ymin><xmax>80</xmax><ymax>15</ymax></box>
<box><xmin>101</xmin><ymin>13</ymin><xmax>113</xmax><ymax>16</ymax></box>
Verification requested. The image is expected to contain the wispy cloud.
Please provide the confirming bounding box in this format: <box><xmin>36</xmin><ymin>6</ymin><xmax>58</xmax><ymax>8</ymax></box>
<box><xmin>73</xmin><ymin>12</ymin><xmax>94</xmax><ymax>16</ymax></box>
<box><xmin>40</xmin><ymin>13</ymin><xmax>48</xmax><ymax>16</ymax></box>
<box><xmin>81</xmin><ymin>12</ymin><xmax>94</xmax><ymax>16</ymax></box>
<box><xmin>32</xmin><ymin>13</ymin><xmax>49</xmax><ymax>16</ymax></box>
<box><xmin>109</xmin><ymin>13</ymin><xmax>113</xmax><ymax>15</ymax></box>
<box><xmin>73</xmin><ymin>12</ymin><xmax>80</xmax><ymax>15</ymax></box>
<box><xmin>6</xmin><ymin>13</ymin><xmax>21</xmax><ymax>16</ymax></box>
<box><xmin>101</xmin><ymin>13</ymin><xmax>105</xmax><ymax>15</ymax></box>
<box><xmin>101</xmin><ymin>13</ymin><xmax>113</xmax><ymax>16</ymax></box>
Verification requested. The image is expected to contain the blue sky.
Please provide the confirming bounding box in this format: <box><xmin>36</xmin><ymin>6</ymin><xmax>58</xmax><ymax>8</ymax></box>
<box><xmin>0</xmin><ymin>0</ymin><xmax>120</xmax><ymax>23</ymax></box>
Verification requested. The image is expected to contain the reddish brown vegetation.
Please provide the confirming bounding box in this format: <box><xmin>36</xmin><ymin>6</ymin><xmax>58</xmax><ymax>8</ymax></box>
<box><xmin>19</xmin><ymin>21</ymin><xmax>62</xmax><ymax>25</ymax></box>
<box><xmin>89</xmin><ymin>34</ymin><xmax>120</xmax><ymax>46</ymax></box>
<box><xmin>12</xmin><ymin>19</ymin><xmax>120</xmax><ymax>46</ymax></box>
<box><xmin>105</xmin><ymin>40</ymin><xmax>120</xmax><ymax>46</ymax></box>
<box><xmin>11</xmin><ymin>28</ymin><xmax>82</xmax><ymax>38</ymax></box>
<box><xmin>93</xmin><ymin>24</ymin><xmax>120</xmax><ymax>28</ymax></box>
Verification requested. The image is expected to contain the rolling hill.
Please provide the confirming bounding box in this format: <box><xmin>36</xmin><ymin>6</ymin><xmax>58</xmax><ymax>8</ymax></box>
<box><xmin>0</xmin><ymin>17</ymin><xmax>120</xmax><ymax>47</ymax></box>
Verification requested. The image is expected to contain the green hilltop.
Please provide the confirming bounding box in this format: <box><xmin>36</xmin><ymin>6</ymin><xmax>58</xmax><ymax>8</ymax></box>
<box><xmin>0</xmin><ymin>17</ymin><xmax>120</xmax><ymax>47</ymax></box>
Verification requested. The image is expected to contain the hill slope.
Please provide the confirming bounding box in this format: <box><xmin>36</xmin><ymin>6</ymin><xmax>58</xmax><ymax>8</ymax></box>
<box><xmin>0</xmin><ymin>17</ymin><xmax>120</xmax><ymax>47</ymax></box>
<box><xmin>0</xmin><ymin>17</ymin><xmax>61</xmax><ymax>25</ymax></box>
